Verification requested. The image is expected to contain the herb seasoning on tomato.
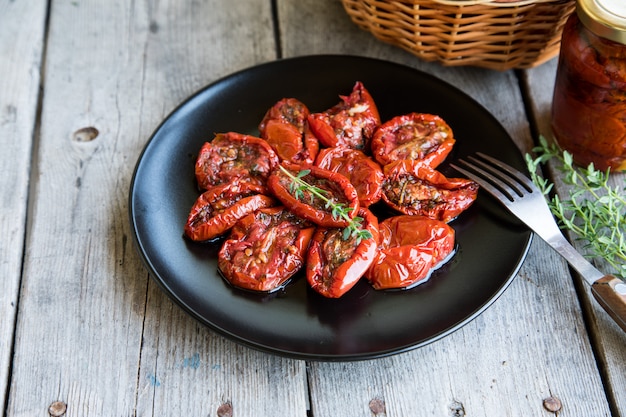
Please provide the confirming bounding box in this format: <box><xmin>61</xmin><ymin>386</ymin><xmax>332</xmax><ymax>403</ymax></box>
<box><xmin>195</xmin><ymin>132</ymin><xmax>279</xmax><ymax>190</ymax></box>
<box><xmin>184</xmin><ymin>82</ymin><xmax>479</xmax><ymax>298</ymax></box>
<box><xmin>259</xmin><ymin>98</ymin><xmax>320</xmax><ymax>164</ymax></box>
<box><xmin>315</xmin><ymin>147</ymin><xmax>383</xmax><ymax>207</ymax></box>
<box><xmin>218</xmin><ymin>207</ymin><xmax>315</xmax><ymax>292</ymax></box>
<box><xmin>365</xmin><ymin>215</ymin><xmax>455</xmax><ymax>290</ymax></box>
<box><xmin>268</xmin><ymin>163</ymin><xmax>360</xmax><ymax>228</ymax></box>
<box><xmin>371</xmin><ymin>113</ymin><xmax>455</xmax><ymax>168</ymax></box>
<box><xmin>184</xmin><ymin>180</ymin><xmax>275</xmax><ymax>242</ymax></box>
<box><xmin>307</xmin><ymin>208</ymin><xmax>379</xmax><ymax>298</ymax></box>
<box><xmin>307</xmin><ymin>81</ymin><xmax>381</xmax><ymax>150</ymax></box>
<box><xmin>382</xmin><ymin>160</ymin><xmax>478</xmax><ymax>222</ymax></box>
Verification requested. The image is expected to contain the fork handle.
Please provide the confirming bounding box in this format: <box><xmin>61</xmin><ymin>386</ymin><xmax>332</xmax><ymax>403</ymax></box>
<box><xmin>591</xmin><ymin>275</ymin><xmax>626</xmax><ymax>332</ymax></box>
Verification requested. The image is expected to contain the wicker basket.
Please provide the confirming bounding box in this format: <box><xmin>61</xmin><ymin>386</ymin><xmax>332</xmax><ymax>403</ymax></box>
<box><xmin>340</xmin><ymin>0</ymin><xmax>576</xmax><ymax>70</ymax></box>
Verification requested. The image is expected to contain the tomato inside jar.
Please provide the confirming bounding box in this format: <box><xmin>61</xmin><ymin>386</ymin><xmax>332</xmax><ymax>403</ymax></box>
<box><xmin>551</xmin><ymin>3</ymin><xmax>626</xmax><ymax>171</ymax></box>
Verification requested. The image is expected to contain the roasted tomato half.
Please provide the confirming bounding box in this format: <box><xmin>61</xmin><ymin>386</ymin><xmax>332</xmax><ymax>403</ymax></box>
<box><xmin>315</xmin><ymin>147</ymin><xmax>383</xmax><ymax>207</ymax></box>
<box><xmin>365</xmin><ymin>215</ymin><xmax>455</xmax><ymax>290</ymax></box>
<box><xmin>371</xmin><ymin>113</ymin><xmax>455</xmax><ymax>168</ymax></box>
<box><xmin>307</xmin><ymin>81</ymin><xmax>381</xmax><ymax>150</ymax></box>
<box><xmin>258</xmin><ymin>98</ymin><xmax>320</xmax><ymax>164</ymax></box>
<box><xmin>382</xmin><ymin>160</ymin><xmax>478</xmax><ymax>222</ymax></box>
<box><xmin>195</xmin><ymin>132</ymin><xmax>279</xmax><ymax>190</ymax></box>
<box><xmin>267</xmin><ymin>162</ymin><xmax>360</xmax><ymax>228</ymax></box>
<box><xmin>218</xmin><ymin>206</ymin><xmax>315</xmax><ymax>292</ymax></box>
<box><xmin>307</xmin><ymin>208</ymin><xmax>379</xmax><ymax>298</ymax></box>
<box><xmin>184</xmin><ymin>180</ymin><xmax>275</xmax><ymax>242</ymax></box>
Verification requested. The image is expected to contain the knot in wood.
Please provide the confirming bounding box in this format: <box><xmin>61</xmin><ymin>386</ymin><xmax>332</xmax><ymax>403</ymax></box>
<box><xmin>72</xmin><ymin>126</ymin><xmax>99</xmax><ymax>142</ymax></box>
<box><xmin>543</xmin><ymin>396</ymin><xmax>562</xmax><ymax>413</ymax></box>
<box><xmin>217</xmin><ymin>401</ymin><xmax>233</xmax><ymax>417</ymax></box>
<box><xmin>369</xmin><ymin>397</ymin><xmax>386</xmax><ymax>415</ymax></box>
<box><xmin>48</xmin><ymin>401</ymin><xmax>67</xmax><ymax>416</ymax></box>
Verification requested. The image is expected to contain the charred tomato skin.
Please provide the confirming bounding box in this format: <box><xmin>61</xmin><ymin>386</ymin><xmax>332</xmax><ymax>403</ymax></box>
<box><xmin>365</xmin><ymin>215</ymin><xmax>455</xmax><ymax>290</ymax></box>
<box><xmin>184</xmin><ymin>180</ymin><xmax>275</xmax><ymax>242</ymax></box>
<box><xmin>267</xmin><ymin>162</ymin><xmax>360</xmax><ymax>228</ymax></box>
<box><xmin>382</xmin><ymin>160</ymin><xmax>479</xmax><ymax>222</ymax></box>
<box><xmin>307</xmin><ymin>208</ymin><xmax>379</xmax><ymax>298</ymax></box>
<box><xmin>315</xmin><ymin>147</ymin><xmax>383</xmax><ymax>207</ymax></box>
<box><xmin>259</xmin><ymin>98</ymin><xmax>320</xmax><ymax>165</ymax></box>
<box><xmin>195</xmin><ymin>132</ymin><xmax>279</xmax><ymax>190</ymax></box>
<box><xmin>307</xmin><ymin>81</ymin><xmax>381</xmax><ymax>150</ymax></box>
<box><xmin>371</xmin><ymin>113</ymin><xmax>455</xmax><ymax>168</ymax></box>
<box><xmin>218</xmin><ymin>206</ymin><xmax>315</xmax><ymax>292</ymax></box>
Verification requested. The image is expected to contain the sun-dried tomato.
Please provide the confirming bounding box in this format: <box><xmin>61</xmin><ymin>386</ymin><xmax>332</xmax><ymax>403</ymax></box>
<box><xmin>307</xmin><ymin>208</ymin><xmax>379</xmax><ymax>298</ymax></box>
<box><xmin>267</xmin><ymin>162</ymin><xmax>360</xmax><ymax>228</ymax></box>
<box><xmin>315</xmin><ymin>147</ymin><xmax>383</xmax><ymax>207</ymax></box>
<box><xmin>259</xmin><ymin>98</ymin><xmax>319</xmax><ymax>164</ymax></box>
<box><xmin>218</xmin><ymin>207</ymin><xmax>315</xmax><ymax>292</ymax></box>
<box><xmin>195</xmin><ymin>132</ymin><xmax>279</xmax><ymax>190</ymax></box>
<box><xmin>382</xmin><ymin>160</ymin><xmax>478</xmax><ymax>222</ymax></box>
<box><xmin>184</xmin><ymin>180</ymin><xmax>275</xmax><ymax>242</ymax></box>
<box><xmin>307</xmin><ymin>81</ymin><xmax>380</xmax><ymax>150</ymax></box>
<box><xmin>371</xmin><ymin>113</ymin><xmax>455</xmax><ymax>168</ymax></box>
<box><xmin>365</xmin><ymin>215</ymin><xmax>455</xmax><ymax>290</ymax></box>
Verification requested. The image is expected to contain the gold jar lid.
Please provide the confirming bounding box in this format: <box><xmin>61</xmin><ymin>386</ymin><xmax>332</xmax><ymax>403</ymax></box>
<box><xmin>577</xmin><ymin>0</ymin><xmax>626</xmax><ymax>45</ymax></box>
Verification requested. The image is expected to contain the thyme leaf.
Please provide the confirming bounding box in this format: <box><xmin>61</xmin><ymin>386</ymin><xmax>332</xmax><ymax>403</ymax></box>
<box><xmin>279</xmin><ymin>165</ymin><xmax>373</xmax><ymax>243</ymax></box>
<box><xmin>525</xmin><ymin>136</ymin><xmax>626</xmax><ymax>279</ymax></box>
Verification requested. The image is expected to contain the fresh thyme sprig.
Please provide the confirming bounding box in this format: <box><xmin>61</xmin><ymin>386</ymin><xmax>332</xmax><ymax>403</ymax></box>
<box><xmin>525</xmin><ymin>136</ymin><xmax>626</xmax><ymax>279</ymax></box>
<box><xmin>279</xmin><ymin>165</ymin><xmax>373</xmax><ymax>243</ymax></box>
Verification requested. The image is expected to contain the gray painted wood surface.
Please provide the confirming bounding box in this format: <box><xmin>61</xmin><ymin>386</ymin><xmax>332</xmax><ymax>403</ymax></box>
<box><xmin>2</xmin><ymin>0</ymin><xmax>623</xmax><ymax>416</ymax></box>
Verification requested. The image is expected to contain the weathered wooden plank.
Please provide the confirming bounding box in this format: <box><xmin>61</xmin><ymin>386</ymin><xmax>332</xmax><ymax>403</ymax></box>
<box><xmin>278</xmin><ymin>0</ymin><xmax>612</xmax><ymax>416</ymax></box>
<box><xmin>0</xmin><ymin>0</ymin><xmax>47</xmax><ymax>412</ymax></box>
<box><xmin>524</xmin><ymin>58</ymin><xmax>626</xmax><ymax>417</ymax></box>
<box><xmin>136</xmin><ymin>284</ymin><xmax>307</xmax><ymax>417</ymax></box>
<box><xmin>7</xmin><ymin>1</ymin><xmax>305</xmax><ymax>416</ymax></box>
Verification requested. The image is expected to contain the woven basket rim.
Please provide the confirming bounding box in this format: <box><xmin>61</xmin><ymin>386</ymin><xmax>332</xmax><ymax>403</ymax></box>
<box><xmin>431</xmin><ymin>0</ymin><xmax>567</xmax><ymax>6</ymax></box>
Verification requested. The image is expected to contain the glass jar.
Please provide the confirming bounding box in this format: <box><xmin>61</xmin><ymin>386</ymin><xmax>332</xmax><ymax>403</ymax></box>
<box><xmin>551</xmin><ymin>0</ymin><xmax>626</xmax><ymax>171</ymax></box>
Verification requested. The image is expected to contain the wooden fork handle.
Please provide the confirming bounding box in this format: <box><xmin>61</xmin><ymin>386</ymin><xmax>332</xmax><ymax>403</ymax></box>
<box><xmin>591</xmin><ymin>275</ymin><xmax>626</xmax><ymax>332</ymax></box>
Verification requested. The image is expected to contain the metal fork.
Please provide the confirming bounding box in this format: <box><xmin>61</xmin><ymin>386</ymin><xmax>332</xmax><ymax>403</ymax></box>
<box><xmin>450</xmin><ymin>152</ymin><xmax>626</xmax><ymax>332</ymax></box>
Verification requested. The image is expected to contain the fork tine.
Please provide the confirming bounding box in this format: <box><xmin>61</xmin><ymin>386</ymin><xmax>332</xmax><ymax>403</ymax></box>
<box><xmin>463</xmin><ymin>156</ymin><xmax>526</xmax><ymax>198</ymax></box>
<box><xmin>449</xmin><ymin>161</ymin><xmax>516</xmax><ymax>203</ymax></box>
<box><xmin>453</xmin><ymin>157</ymin><xmax>524</xmax><ymax>200</ymax></box>
<box><xmin>474</xmin><ymin>152</ymin><xmax>537</xmax><ymax>193</ymax></box>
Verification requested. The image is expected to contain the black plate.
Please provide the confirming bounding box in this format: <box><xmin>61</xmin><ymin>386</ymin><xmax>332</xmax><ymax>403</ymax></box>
<box><xmin>129</xmin><ymin>55</ymin><xmax>532</xmax><ymax>361</ymax></box>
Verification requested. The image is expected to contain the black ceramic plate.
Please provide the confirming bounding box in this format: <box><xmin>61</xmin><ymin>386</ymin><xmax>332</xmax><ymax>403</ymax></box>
<box><xmin>129</xmin><ymin>55</ymin><xmax>532</xmax><ymax>361</ymax></box>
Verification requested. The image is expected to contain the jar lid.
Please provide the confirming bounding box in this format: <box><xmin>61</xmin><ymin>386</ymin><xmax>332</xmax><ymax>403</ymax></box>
<box><xmin>577</xmin><ymin>0</ymin><xmax>626</xmax><ymax>44</ymax></box>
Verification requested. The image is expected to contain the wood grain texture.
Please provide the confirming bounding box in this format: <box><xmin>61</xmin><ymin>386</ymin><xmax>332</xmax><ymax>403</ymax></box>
<box><xmin>7</xmin><ymin>1</ymin><xmax>304</xmax><ymax>416</ymax></box>
<box><xmin>0</xmin><ymin>0</ymin><xmax>47</xmax><ymax>412</ymax></box>
<box><xmin>524</xmin><ymin>58</ymin><xmax>626</xmax><ymax>417</ymax></box>
<box><xmin>136</xmin><ymin>284</ymin><xmax>307</xmax><ymax>416</ymax></box>
<box><xmin>4</xmin><ymin>0</ymin><xmax>621</xmax><ymax>416</ymax></box>
<box><xmin>278</xmin><ymin>0</ymin><xmax>612</xmax><ymax>416</ymax></box>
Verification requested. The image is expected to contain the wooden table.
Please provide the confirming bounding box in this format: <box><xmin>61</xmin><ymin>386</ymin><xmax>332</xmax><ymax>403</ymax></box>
<box><xmin>2</xmin><ymin>1</ymin><xmax>624</xmax><ymax>416</ymax></box>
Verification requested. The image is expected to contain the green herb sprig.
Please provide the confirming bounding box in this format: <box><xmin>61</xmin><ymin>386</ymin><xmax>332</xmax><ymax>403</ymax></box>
<box><xmin>525</xmin><ymin>136</ymin><xmax>626</xmax><ymax>279</ymax></box>
<box><xmin>279</xmin><ymin>166</ymin><xmax>373</xmax><ymax>243</ymax></box>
